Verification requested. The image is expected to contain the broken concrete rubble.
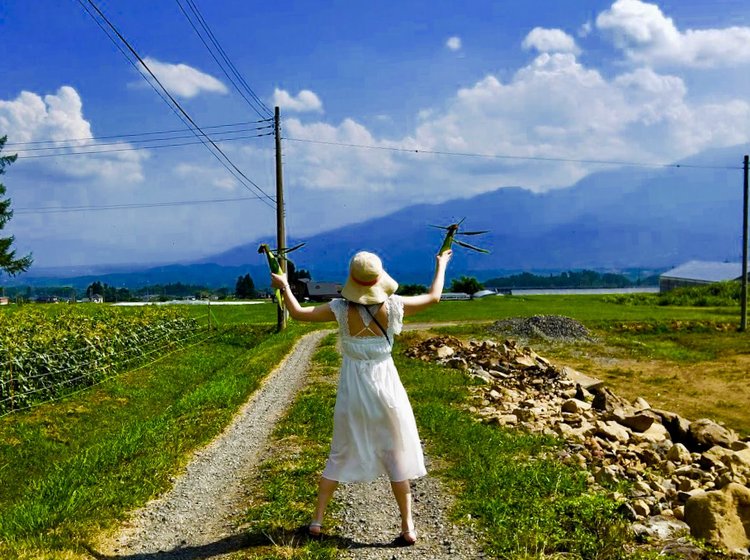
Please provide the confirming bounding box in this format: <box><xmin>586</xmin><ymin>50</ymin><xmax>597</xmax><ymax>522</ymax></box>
<box><xmin>405</xmin><ymin>334</ymin><xmax>750</xmax><ymax>555</ymax></box>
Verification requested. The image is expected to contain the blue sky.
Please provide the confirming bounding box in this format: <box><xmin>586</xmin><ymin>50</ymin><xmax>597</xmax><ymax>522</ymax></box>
<box><xmin>1</xmin><ymin>0</ymin><xmax>749</xmax><ymax>269</ymax></box>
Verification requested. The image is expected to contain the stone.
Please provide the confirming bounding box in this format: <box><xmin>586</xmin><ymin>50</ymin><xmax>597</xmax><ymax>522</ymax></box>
<box><xmin>684</xmin><ymin>483</ymin><xmax>750</xmax><ymax>552</ymax></box>
<box><xmin>688</xmin><ymin>418</ymin><xmax>736</xmax><ymax>452</ymax></box>
<box><xmin>633</xmin><ymin>397</ymin><xmax>651</xmax><ymax>410</ymax></box>
<box><xmin>596</xmin><ymin>420</ymin><xmax>631</xmax><ymax>443</ymax></box>
<box><xmin>436</xmin><ymin>345</ymin><xmax>455</xmax><ymax>358</ymax></box>
<box><xmin>730</xmin><ymin>448</ymin><xmax>750</xmax><ymax>471</ymax></box>
<box><xmin>654</xmin><ymin>409</ymin><xmax>692</xmax><ymax>445</ymax></box>
<box><xmin>619</xmin><ymin>412</ymin><xmax>657</xmax><ymax>433</ymax></box>
<box><xmin>447</xmin><ymin>357</ymin><xmax>468</xmax><ymax>370</ymax></box>
<box><xmin>632</xmin><ymin>499</ymin><xmax>651</xmax><ymax>518</ymax></box>
<box><xmin>700</xmin><ymin>445</ymin><xmax>734</xmax><ymax>470</ymax></box>
<box><xmin>591</xmin><ymin>387</ymin><xmax>628</xmax><ymax>413</ymax></box>
<box><xmin>561</xmin><ymin>398</ymin><xmax>591</xmax><ymax>414</ymax></box>
<box><xmin>632</xmin><ymin>423</ymin><xmax>670</xmax><ymax>445</ymax></box>
<box><xmin>632</xmin><ymin>515</ymin><xmax>690</xmax><ymax>541</ymax></box>
<box><xmin>667</xmin><ymin>443</ymin><xmax>693</xmax><ymax>465</ymax></box>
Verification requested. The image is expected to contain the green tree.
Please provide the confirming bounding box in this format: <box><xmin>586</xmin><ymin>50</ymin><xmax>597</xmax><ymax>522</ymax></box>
<box><xmin>235</xmin><ymin>274</ymin><xmax>256</xmax><ymax>299</ymax></box>
<box><xmin>397</xmin><ymin>283</ymin><xmax>427</xmax><ymax>296</ymax></box>
<box><xmin>450</xmin><ymin>276</ymin><xmax>484</xmax><ymax>297</ymax></box>
<box><xmin>0</xmin><ymin>136</ymin><xmax>32</xmax><ymax>276</ymax></box>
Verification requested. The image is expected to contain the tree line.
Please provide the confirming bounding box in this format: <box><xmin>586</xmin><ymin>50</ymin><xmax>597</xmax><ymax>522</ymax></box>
<box><xmin>484</xmin><ymin>270</ymin><xmax>658</xmax><ymax>289</ymax></box>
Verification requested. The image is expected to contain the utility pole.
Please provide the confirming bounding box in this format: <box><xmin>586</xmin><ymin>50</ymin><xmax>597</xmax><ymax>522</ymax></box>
<box><xmin>741</xmin><ymin>155</ymin><xmax>748</xmax><ymax>332</ymax></box>
<box><xmin>275</xmin><ymin>106</ymin><xmax>287</xmax><ymax>332</ymax></box>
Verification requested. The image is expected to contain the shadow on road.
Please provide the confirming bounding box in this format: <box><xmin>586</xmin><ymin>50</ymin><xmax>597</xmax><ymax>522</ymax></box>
<box><xmin>86</xmin><ymin>525</ymin><xmax>411</xmax><ymax>559</ymax></box>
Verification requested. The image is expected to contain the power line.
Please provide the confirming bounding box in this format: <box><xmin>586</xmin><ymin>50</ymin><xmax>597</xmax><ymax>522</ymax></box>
<box><xmin>5</xmin><ymin>120</ymin><xmax>272</xmax><ymax>147</ymax></box>
<box><xmin>175</xmin><ymin>0</ymin><xmax>273</xmax><ymax>119</ymax></box>
<box><xmin>11</xmin><ymin>132</ymin><xmax>273</xmax><ymax>162</ymax></box>
<box><xmin>77</xmin><ymin>0</ymin><xmax>277</xmax><ymax>209</ymax></box>
<box><xmin>283</xmin><ymin>137</ymin><xmax>744</xmax><ymax>172</ymax></box>
<box><xmin>14</xmin><ymin>195</ymin><xmax>268</xmax><ymax>215</ymax></box>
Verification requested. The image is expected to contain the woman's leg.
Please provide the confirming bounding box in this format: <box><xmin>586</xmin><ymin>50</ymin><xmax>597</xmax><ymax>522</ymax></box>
<box><xmin>390</xmin><ymin>479</ymin><xmax>416</xmax><ymax>542</ymax></box>
<box><xmin>311</xmin><ymin>476</ymin><xmax>339</xmax><ymax>533</ymax></box>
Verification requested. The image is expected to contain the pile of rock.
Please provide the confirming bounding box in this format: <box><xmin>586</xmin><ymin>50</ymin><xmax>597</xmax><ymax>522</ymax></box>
<box><xmin>405</xmin><ymin>335</ymin><xmax>750</xmax><ymax>555</ymax></box>
<box><xmin>487</xmin><ymin>315</ymin><xmax>594</xmax><ymax>342</ymax></box>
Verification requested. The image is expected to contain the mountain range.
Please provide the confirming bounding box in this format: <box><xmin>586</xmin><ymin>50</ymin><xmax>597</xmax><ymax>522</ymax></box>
<box><xmin>5</xmin><ymin>143</ymin><xmax>747</xmax><ymax>290</ymax></box>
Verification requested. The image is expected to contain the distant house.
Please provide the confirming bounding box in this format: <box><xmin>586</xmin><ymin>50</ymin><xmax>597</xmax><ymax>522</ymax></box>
<box><xmin>659</xmin><ymin>261</ymin><xmax>745</xmax><ymax>292</ymax></box>
<box><xmin>35</xmin><ymin>295</ymin><xmax>59</xmax><ymax>304</ymax></box>
<box><xmin>440</xmin><ymin>292</ymin><xmax>471</xmax><ymax>301</ymax></box>
<box><xmin>305</xmin><ymin>282</ymin><xmax>343</xmax><ymax>302</ymax></box>
<box><xmin>473</xmin><ymin>288</ymin><xmax>512</xmax><ymax>298</ymax></box>
<box><xmin>0</xmin><ymin>297</ymin><xmax>8</xmax><ymax>306</ymax></box>
<box><xmin>90</xmin><ymin>294</ymin><xmax>104</xmax><ymax>303</ymax></box>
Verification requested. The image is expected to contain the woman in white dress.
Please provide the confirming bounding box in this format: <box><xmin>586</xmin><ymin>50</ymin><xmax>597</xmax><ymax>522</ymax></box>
<box><xmin>270</xmin><ymin>249</ymin><xmax>452</xmax><ymax>545</ymax></box>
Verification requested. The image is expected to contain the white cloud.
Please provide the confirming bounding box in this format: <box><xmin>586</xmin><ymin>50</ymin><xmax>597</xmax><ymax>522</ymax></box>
<box><xmin>446</xmin><ymin>36</ymin><xmax>462</xmax><ymax>51</ymax></box>
<box><xmin>0</xmin><ymin>86</ymin><xmax>145</xmax><ymax>182</ymax></box>
<box><xmin>522</xmin><ymin>27</ymin><xmax>580</xmax><ymax>54</ymax></box>
<box><xmin>278</xmin><ymin>51</ymin><xmax>749</xmax><ymax>200</ymax></box>
<box><xmin>272</xmin><ymin>88</ymin><xmax>323</xmax><ymax>113</ymax></box>
<box><xmin>578</xmin><ymin>21</ymin><xmax>593</xmax><ymax>38</ymax></box>
<box><xmin>175</xmin><ymin>163</ymin><xmax>238</xmax><ymax>191</ymax></box>
<box><xmin>596</xmin><ymin>0</ymin><xmax>750</xmax><ymax>67</ymax></box>
<box><xmin>140</xmin><ymin>57</ymin><xmax>228</xmax><ymax>98</ymax></box>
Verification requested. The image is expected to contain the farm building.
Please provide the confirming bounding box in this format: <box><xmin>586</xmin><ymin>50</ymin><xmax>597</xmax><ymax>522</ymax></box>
<box><xmin>0</xmin><ymin>297</ymin><xmax>8</xmax><ymax>306</ymax></box>
<box><xmin>659</xmin><ymin>261</ymin><xmax>744</xmax><ymax>292</ymax></box>
<box><xmin>304</xmin><ymin>281</ymin><xmax>343</xmax><ymax>302</ymax></box>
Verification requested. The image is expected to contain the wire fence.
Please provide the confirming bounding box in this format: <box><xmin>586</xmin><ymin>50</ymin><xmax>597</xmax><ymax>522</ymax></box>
<box><xmin>0</xmin><ymin>322</ymin><xmax>211</xmax><ymax>417</ymax></box>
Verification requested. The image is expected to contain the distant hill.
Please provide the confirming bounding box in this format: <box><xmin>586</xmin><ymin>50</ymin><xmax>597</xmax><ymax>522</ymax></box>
<box><xmin>204</xmin><ymin>143</ymin><xmax>746</xmax><ymax>284</ymax></box>
<box><xmin>5</xmin><ymin>143</ymin><xmax>746</xmax><ymax>290</ymax></box>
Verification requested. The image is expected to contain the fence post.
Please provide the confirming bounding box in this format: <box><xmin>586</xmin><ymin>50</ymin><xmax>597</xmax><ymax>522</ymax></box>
<box><xmin>741</xmin><ymin>155</ymin><xmax>748</xmax><ymax>332</ymax></box>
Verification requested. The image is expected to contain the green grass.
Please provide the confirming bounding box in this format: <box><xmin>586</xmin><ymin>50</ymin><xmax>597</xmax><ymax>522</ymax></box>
<box><xmin>394</xmin><ymin>346</ymin><xmax>637</xmax><ymax>560</ymax></box>
<box><xmin>0</xmin><ymin>321</ymin><xmax>309</xmax><ymax>558</ymax></box>
<box><xmin>243</xmin><ymin>331</ymin><xmax>644</xmax><ymax>559</ymax></box>
<box><xmin>239</xmin><ymin>333</ymin><xmax>340</xmax><ymax>559</ymax></box>
<box><xmin>409</xmin><ymin>294</ymin><xmax>741</xmax><ymax>324</ymax></box>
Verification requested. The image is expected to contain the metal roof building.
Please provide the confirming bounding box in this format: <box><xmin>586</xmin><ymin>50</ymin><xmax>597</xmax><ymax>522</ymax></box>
<box><xmin>659</xmin><ymin>261</ymin><xmax>744</xmax><ymax>292</ymax></box>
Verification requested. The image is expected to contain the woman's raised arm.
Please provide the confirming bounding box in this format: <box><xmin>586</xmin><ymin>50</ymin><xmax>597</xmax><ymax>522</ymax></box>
<box><xmin>400</xmin><ymin>250</ymin><xmax>452</xmax><ymax>316</ymax></box>
<box><xmin>271</xmin><ymin>272</ymin><xmax>336</xmax><ymax>322</ymax></box>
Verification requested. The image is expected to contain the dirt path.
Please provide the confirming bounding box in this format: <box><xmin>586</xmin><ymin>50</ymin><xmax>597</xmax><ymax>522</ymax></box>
<box><xmin>98</xmin><ymin>330</ymin><xmax>330</xmax><ymax>559</ymax></box>
<box><xmin>96</xmin><ymin>326</ymin><xmax>483</xmax><ymax>559</ymax></box>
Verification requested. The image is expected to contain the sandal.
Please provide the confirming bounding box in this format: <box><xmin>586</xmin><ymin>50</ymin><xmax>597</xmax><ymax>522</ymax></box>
<box><xmin>308</xmin><ymin>522</ymin><xmax>323</xmax><ymax>538</ymax></box>
<box><xmin>395</xmin><ymin>526</ymin><xmax>417</xmax><ymax>546</ymax></box>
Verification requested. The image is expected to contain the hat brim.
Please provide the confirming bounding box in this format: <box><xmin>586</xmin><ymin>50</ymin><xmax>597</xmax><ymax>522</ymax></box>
<box><xmin>340</xmin><ymin>271</ymin><xmax>398</xmax><ymax>305</ymax></box>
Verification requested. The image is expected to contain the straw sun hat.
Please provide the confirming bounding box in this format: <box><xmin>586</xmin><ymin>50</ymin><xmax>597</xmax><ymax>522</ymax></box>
<box><xmin>340</xmin><ymin>251</ymin><xmax>398</xmax><ymax>305</ymax></box>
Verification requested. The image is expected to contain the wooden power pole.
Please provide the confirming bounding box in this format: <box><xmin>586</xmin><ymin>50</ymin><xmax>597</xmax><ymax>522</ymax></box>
<box><xmin>275</xmin><ymin>106</ymin><xmax>287</xmax><ymax>332</ymax></box>
<box><xmin>741</xmin><ymin>155</ymin><xmax>748</xmax><ymax>332</ymax></box>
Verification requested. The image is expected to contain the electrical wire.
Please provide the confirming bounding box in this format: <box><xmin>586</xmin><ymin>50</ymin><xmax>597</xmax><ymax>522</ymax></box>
<box><xmin>3</xmin><ymin>119</ymin><xmax>272</xmax><ymax>147</ymax></box>
<box><xmin>77</xmin><ymin>0</ymin><xmax>277</xmax><ymax>209</ymax></box>
<box><xmin>283</xmin><ymin>137</ymin><xmax>744</xmax><ymax>172</ymax></box>
<box><xmin>175</xmin><ymin>0</ymin><xmax>273</xmax><ymax>119</ymax></box>
<box><xmin>14</xmin><ymin>195</ymin><xmax>269</xmax><ymax>215</ymax></box>
<box><xmin>14</xmin><ymin>131</ymin><xmax>273</xmax><ymax>159</ymax></box>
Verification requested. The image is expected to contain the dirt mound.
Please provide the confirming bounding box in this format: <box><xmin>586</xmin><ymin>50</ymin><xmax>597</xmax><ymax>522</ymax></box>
<box><xmin>488</xmin><ymin>315</ymin><xmax>593</xmax><ymax>341</ymax></box>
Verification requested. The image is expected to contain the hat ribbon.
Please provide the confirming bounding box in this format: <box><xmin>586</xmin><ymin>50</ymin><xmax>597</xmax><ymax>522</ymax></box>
<box><xmin>351</xmin><ymin>274</ymin><xmax>379</xmax><ymax>287</ymax></box>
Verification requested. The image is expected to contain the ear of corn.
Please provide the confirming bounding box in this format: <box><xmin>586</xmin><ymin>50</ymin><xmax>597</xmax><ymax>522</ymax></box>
<box><xmin>258</xmin><ymin>244</ymin><xmax>284</xmax><ymax>310</ymax></box>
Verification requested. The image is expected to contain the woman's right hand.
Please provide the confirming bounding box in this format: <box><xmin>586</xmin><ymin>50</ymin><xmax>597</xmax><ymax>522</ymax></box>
<box><xmin>437</xmin><ymin>249</ymin><xmax>453</xmax><ymax>267</ymax></box>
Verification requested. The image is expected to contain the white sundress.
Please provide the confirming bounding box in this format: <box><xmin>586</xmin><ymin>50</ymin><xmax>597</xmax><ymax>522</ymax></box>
<box><xmin>322</xmin><ymin>295</ymin><xmax>427</xmax><ymax>483</ymax></box>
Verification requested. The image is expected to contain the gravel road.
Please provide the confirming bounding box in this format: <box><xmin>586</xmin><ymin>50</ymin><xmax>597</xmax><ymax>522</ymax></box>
<box><xmin>96</xmin><ymin>326</ymin><xmax>483</xmax><ymax>559</ymax></box>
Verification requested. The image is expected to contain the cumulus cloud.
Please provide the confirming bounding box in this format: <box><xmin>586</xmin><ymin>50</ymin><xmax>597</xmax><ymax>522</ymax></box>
<box><xmin>446</xmin><ymin>36</ymin><xmax>462</xmax><ymax>51</ymax></box>
<box><xmin>522</xmin><ymin>27</ymin><xmax>580</xmax><ymax>54</ymax></box>
<box><xmin>596</xmin><ymin>0</ymin><xmax>750</xmax><ymax>67</ymax></box>
<box><xmin>140</xmin><ymin>57</ymin><xmax>228</xmax><ymax>98</ymax></box>
<box><xmin>272</xmin><ymin>88</ymin><xmax>323</xmax><ymax>113</ymax></box>
<box><xmin>0</xmin><ymin>86</ymin><xmax>145</xmax><ymax>182</ymax></box>
<box><xmin>174</xmin><ymin>163</ymin><xmax>238</xmax><ymax>191</ymax></box>
<box><xmin>280</xmin><ymin>51</ymin><xmax>749</xmax><ymax>198</ymax></box>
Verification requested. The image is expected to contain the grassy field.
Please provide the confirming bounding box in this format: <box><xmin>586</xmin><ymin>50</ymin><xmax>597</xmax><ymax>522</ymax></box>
<box><xmin>0</xmin><ymin>294</ymin><xmax>746</xmax><ymax>558</ymax></box>
<box><xmin>422</xmin><ymin>294</ymin><xmax>749</xmax><ymax>436</ymax></box>
<box><xmin>0</xmin><ymin>303</ymin><xmax>309</xmax><ymax>559</ymax></box>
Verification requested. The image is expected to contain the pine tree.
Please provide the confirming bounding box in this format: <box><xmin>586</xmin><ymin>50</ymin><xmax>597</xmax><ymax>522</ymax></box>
<box><xmin>0</xmin><ymin>136</ymin><xmax>32</xmax><ymax>276</ymax></box>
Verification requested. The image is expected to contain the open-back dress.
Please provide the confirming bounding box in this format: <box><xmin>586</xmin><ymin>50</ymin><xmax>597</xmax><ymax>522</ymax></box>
<box><xmin>322</xmin><ymin>295</ymin><xmax>427</xmax><ymax>483</ymax></box>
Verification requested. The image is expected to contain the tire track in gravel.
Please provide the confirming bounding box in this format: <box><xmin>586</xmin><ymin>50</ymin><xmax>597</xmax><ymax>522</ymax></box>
<box><xmin>98</xmin><ymin>329</ymin><xmax>331</xmax><ymax>559</ymax></box>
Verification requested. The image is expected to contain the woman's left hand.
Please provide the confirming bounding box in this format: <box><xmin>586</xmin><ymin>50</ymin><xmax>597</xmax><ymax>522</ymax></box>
<box><xmin>270</xmin><ymin>272</ymin><xmax>288</xmax><ymax>290</ymax></box>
